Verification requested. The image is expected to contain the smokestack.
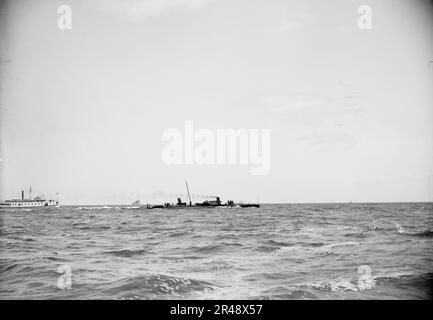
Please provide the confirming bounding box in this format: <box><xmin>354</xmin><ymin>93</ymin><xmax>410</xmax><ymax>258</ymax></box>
<box><xmin>21</xmin><ymin>190</ymin><xmax>24</xmax><ymax>200</ymax></box>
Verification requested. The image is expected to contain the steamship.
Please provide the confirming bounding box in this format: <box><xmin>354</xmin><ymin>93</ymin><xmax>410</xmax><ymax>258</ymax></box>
<box><xmin>135</xmin><ymin>181</ymin><xmax>260</xmax><ymax>209</ymax></box>
<box><xmin>0</xmin><ymin>187</ymin><xmax>59</xmax><ymax>208</ymax></box>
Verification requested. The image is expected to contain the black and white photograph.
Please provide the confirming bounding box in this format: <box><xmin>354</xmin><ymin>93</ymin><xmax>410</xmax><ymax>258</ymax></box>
<box><xmin>0</xmin><ymin>0</ymin><xmax>432</xmax><ymax>305</ymax></box>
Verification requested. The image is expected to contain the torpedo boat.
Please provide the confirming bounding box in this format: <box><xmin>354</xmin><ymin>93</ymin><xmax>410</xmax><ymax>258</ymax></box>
<box><xmin>133</xmin><ymin>181</ymin><xmax>260</xmax><ymax>209</ymax></box>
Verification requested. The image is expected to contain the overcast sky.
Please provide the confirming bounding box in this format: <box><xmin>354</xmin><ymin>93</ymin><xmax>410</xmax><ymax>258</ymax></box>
<box><xmin>1</xmin><ymin>0</ymin><xmax>432</xmax><ymax>204</ymax></box>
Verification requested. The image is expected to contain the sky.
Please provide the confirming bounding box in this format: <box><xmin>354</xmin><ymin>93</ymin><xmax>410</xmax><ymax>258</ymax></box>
<box><xmin>0</xmin><ymin>0</ymin><xmax>432</xmax><ymax>204</ymax></box>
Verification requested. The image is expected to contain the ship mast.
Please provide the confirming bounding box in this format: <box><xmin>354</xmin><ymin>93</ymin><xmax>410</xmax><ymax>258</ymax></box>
<box><xmin>185</xmin><ymin>180</ymin><xmax>192</xmax><ymax>206</ymax></box>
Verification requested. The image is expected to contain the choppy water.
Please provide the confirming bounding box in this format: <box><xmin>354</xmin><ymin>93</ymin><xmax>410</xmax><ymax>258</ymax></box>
<box><xmin>1</xmin><ymin>203</ymin><xmax>432</xmax><ymax>300</ymax></box>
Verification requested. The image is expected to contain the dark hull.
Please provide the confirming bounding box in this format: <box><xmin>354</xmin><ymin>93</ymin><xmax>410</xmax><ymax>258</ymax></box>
<box><xmin>238</xmin><ymin>204</ymin><xmax>260</xmax><ymax>208</ymax></box>
<box><xmin>142</xmin><ymin>204</ymin><xmax>260</xmax><ymax>209</ymax></box>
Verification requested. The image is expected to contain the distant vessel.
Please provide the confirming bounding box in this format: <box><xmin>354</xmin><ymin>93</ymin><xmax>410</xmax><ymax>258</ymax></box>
<box><xmin>135</xmin><ymin>181</ymin><xmax>260</xmax><ymax>209</ymax></box>
<box><xmin>0</xmin><ymin>187</ymin><xmax>59</xmax><ymax>208</ymax></box>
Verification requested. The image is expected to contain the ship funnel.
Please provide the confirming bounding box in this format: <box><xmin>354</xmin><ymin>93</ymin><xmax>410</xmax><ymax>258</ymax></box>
<box><xmin>21</xmin><ymin>190</ymin><xmax>24</xmax><ymax>200</ymax></box>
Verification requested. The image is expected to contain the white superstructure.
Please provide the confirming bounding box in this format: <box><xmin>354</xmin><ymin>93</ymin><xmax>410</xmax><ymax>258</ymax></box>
<box><xmin>0</xmin><ymin>188</ymin><xmax>59</xmax><ymax>208</ymax></box>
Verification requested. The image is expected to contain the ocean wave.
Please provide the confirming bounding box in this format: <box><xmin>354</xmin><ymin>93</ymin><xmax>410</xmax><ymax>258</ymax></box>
<box><xmin>257</xmin><ymin>287</ymin><xmax>320</xmax><ymax>300</ymax></box>
<box><xmin>258</xmin><ymin>240</ymin><xmax>326</xmax><ymax>252</ymax></box>
<box><xmin>72</xmin><ymin>222</ymin><xmax>87</xmax><ymax>227</ymax></box>
<box><xmin>264</xmin><ymin>240</ymin><xmax>294</xmax><ymax>247</ymax></box>
<box><xmin>372</xmin><ymin>270</ymin><xmax>433</xmax><ymax>282</ymax></box>
<box><xmin>323</xmin><ymin>241</ymin><xmax>359</xmax><ymax>249</ymax></box>
<box><xmin>306</xmin><ymin>242</ymin><xmax>327</xmax><ymax>247</ymax></box>
<box><xmin>400</xmin><ymin>229</ymin><xmax>433</xmax><ymax>238</ymax></box>
<box><xmin>75</xmin><ymin>225</ymin><xmax>111</xmax><ymax>231</ymax></box>
<box><xmin>344</xmin><ymin>232</ymin><xmax>367</xmax><ymax>238</ymax></box>
<box><xmin>366</xmin><ymin>219</ymin><xmax>419</xmax><ymax>234</ymax></box>
<box><xmin>106</xmin><ymin>248</ymin><xmax>148</xmax><ymax>258</ymax></box>
<box><xmin>1</xmin><ymin>235</ymin><xmax>36</xmax><ymax>243</ymax></box>
<box><xmin>190</xmin><ymin>243</ymin><xmax>243</xmax><ymax>254</ymax></box>
<box><xmin>301</xmin><ymin>271</ymin><xmax>433</xmax><ymax>296</ymax></box>
<box><xmin>0</xmin><ymin>208</ymin><xmax>33</xmax><ymax>212</ymax></box>
<box><xmin>372</xmin><ymin>272</ymin><xmax>433</xmax><ymax>298</ymax></box>
<box><xmin>303</xmin><ymin>279</ymin><xmax>360</xmax><ymax>293</ymax></box>
<box><xmin>103</xmin><ymin>273</ymin><xmax>215</xmax><ymax>298</ymax></box>
<box><xmin>0</xmin><ymin>256</ymin><xmax>65</xmax><ymax>276</ymax></box>
<box><xmin>169</xmin><ymin>231</ymin><xmax>190</xmax><ymax>237</ymax></box>
<box><xmin>260</xmin><ymin>240</ymin><xmax>359</xmax><ymax>253</ymax></box>
<box><xmin>368</xmin><ymin>223</ymin><xmax>433</xmax><ymax>238</ymax></box>
<box><xmin>28</xmin><ymin>256</ymin><xmax>64</xmax><ymax>263</ymax></box>
<box><xmin>75</xmin><ymin>206</ymin><xmax>112</xmax><ymax>210</ymax></box>
<box><xmin>0</xmin><ymin>262</ymin><xmax>20</xmax><ymax>275</ymax></box>
<box><xmin>256</xmin><ymin>245</ymin><xmax>280</xmax><ymax>252</ymax></box>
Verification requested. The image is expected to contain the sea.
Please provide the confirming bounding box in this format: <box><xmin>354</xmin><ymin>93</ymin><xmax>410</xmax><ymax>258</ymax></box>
<box><xmin>0</xmin><ymin>203</ymin><xmax>432</xmax><ymax>300</ymax></box>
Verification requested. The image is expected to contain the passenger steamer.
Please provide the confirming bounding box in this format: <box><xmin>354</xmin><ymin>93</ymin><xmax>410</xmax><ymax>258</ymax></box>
<box><xmin>0</xmin><ymin>187</ymin><xmax>59</xmax><ymax>208</ymax></box>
